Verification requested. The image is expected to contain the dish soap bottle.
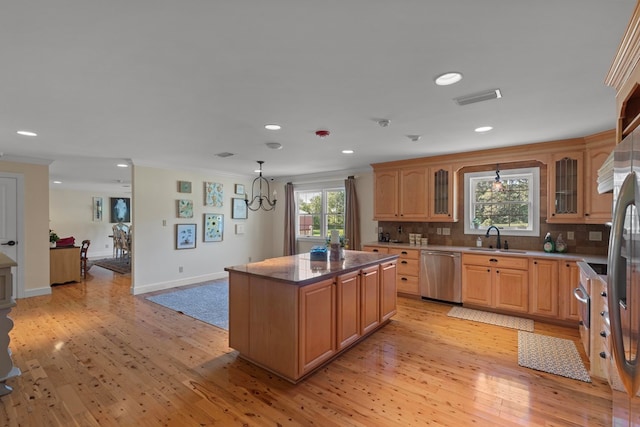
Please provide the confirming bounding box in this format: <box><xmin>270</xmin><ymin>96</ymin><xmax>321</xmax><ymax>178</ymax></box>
<box><xmin>543</xmin><ymin>232</ymin><xmax>555</xmax><ymax>253</ymax></box>
<box><xmin>555</xmin><ymin>233</ymin><xmax>567</xmax><ymax>253</ymax></box>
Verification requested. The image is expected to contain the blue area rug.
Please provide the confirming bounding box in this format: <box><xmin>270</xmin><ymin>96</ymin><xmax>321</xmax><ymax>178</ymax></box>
<box><xmin>146</xmin><ymin>281</ymin><xmax>229</xmax><ymax>330</ymax></box>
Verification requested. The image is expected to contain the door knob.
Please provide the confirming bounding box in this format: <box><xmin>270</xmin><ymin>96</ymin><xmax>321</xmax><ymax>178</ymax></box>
<box><xmin>1</xmin><ymin>241</ymin><xmax>16</xmax><ymax>246</ymax></box>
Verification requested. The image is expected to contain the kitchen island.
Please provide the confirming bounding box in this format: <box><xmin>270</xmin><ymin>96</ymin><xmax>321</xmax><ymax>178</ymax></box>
<box><xmin>224</xmin><ymin>250</ymin><xmax>398</xmax><ymax>383</ymax></box>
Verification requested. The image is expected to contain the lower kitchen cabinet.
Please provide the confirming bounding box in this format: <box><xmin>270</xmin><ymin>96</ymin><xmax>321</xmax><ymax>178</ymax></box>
<box><xmin>336</xmin><ymin>271</ymin><xmax>361</xmax><ymax>350</ymax></box>
<box><xmin>361</xmin><ymin>265</ymin><xmax>380</xmax><ymax>335</ymax></box>
<box><xmin>462</xmin><ymin>254</ymin><xmax>528</xmax><ymax>312</ymax></box>
<box><xmin>380</xmin><ymin>260</ymin><xmax>398</xmax><ymax>321</ymax></box>
<box><xmin>389</xmin><ymin>247</ymin><xmax>419</xmax><ymax>296</ymax></box>
<box><xmin>529</xmin><ymin>258</ymin><xmax>559</xmax><ymax>317</ymax></box>
<box><xmin>299</xmin><ymin>279</ymin><xmax>336</xmax><ymax>375</ymax></box>
<box><xmin>559</xmin><ymin>261</ymin><xmax>580</xmax><ymax>321</ymax></box>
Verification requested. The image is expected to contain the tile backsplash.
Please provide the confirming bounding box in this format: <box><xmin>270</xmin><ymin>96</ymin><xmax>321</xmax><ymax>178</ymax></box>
<box><xmin>377</xmin><ymin>220</ymin><xmax>609</xmax><ymax>256</ymax></box>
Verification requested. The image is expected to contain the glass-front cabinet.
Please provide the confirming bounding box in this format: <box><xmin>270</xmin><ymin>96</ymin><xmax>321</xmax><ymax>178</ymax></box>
<box><xmin>429</xmin><ymin>165</ymin><xmax>456</xmax><ymax>222</ymax></box>
<box><xmin>548</xmin><ymin>152</ymin><xmax>584</xmax><ymax>223</ymax></box>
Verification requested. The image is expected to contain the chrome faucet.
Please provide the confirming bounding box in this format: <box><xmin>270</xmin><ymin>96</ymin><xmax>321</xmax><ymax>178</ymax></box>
<box><xmin>485</xmin><ymin>225</ymin><xmax>501</xmax><ymax>249</ymax></box>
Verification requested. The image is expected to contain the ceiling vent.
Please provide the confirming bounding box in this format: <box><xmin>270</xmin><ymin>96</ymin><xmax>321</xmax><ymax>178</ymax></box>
<box><xmin>454</xmin><ymin>89</ymin><xmax>502</xmax><ymax>106</ymax></box>
<box><xmin>215</xmin><ymin>152</ymin><xmax>235</xmax><ymax>158</ymax></box>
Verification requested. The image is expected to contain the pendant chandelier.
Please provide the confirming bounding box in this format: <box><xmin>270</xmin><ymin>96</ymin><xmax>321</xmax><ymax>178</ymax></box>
<box><xmin>245</xmin><ymin>161</ymin><xmax>277</xmax><ymax>211</ymax></box>
<box><xmin>492</xmin><ymin>164</ymin><xmax>503</xmax><ymax>191</ymax></box>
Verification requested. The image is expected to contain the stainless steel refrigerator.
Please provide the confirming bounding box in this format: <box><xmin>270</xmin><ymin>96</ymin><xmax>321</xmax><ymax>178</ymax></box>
<box><xmin>608</xmin><ymin>126</ymin><xmax>640</xmax><ymax>425</ymax></box>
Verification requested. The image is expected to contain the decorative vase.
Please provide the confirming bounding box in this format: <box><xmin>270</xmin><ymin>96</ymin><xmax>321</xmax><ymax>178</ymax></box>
<box><xmin>50</xmin><ymin>242</ymin><xmax>56</xmax><ymax>248</ymax></box>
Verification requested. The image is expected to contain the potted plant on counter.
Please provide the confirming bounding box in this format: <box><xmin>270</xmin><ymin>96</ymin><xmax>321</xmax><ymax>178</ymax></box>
<box><xmin>49</xmin><ymin>230</ymin><xmax>59</xmax><ymax>248</ymax></box>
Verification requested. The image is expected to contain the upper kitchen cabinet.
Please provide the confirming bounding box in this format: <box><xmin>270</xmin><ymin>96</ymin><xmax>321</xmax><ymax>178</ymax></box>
<box><xmin>373</xmin><ymin>167</ymin><xmax>428</xmax><ymax>221</ymax></box>
<box><xmin>547</xmin><ymin>151</ymin><xmax>584</xmax><ymax>223</ymax></box>
<box><xmin>429</xmin><ymin>165</ymin><xmax>457</xmax><ymax>222</ymax></box>
<box><xmin>584</xmin><ymin>131</ymin><xmax>615</xmax><ymax>223</ymax></box>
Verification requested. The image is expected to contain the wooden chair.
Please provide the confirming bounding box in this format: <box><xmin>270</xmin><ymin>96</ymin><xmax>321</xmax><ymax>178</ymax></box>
<box><xmin>80</xmin><ymin>240</ymin><xmax>91</xmax><ymax>277</ymax></box>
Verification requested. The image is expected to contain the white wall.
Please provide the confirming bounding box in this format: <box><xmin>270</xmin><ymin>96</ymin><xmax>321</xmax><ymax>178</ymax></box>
<box><xmin>131</xmin><ymin>165</ymin><xmax>281</xmax><ymax>294</ymax></box>
<box><xmin>50</xmin><ymin>189</ymin><xmax>132</xmax><ymax>258</ymax></box>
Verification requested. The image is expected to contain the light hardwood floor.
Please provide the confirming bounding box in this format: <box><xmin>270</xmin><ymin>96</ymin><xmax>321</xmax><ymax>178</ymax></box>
<box><xmin>0</xmin><ymin>266</ymin><xmax>612</xmax><ymax>426</ymax></box>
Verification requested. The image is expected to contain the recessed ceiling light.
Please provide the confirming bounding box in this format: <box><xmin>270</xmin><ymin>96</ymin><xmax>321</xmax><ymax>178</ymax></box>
<box><xmin>434</xmin><ymin>72</ymin><xmax>463</xmax><ymax>86</ymax></box>
<box><xmin>17</xmin><ymin>130</ymin><xmax>37</xmax><ymax>137</ymax></box>
<box><xmin>264</xmin><ymin>124</ymin><xmax>281</xmax><ymax>130</ymax></box>
<box><xmin>475</xmin><ymin>126</ymin><xmax>493</xmax><ymax>133</ymax></box>
<box><xmin>53</xmin><ymin>180</ymin><xmax>62</xmax><ymax>184</ymax></box>
<box><xmin>265</xmin><ymin>142</ymin><xmax>282</xmax><ymax>150</ymax></box>
<box><xmin>342</xmin><ymin>149</ymin><xmax>354</xmax><ymax>154</ymax></box>
<box><xmin>407</xmin><ymin>135</ymin><xmax>421</xmax><ymax>142</ymax></box>
<box><xmin>116</xmin><ymin>163</ymin><xmax>129</xmax><ymax>168</ymax></box>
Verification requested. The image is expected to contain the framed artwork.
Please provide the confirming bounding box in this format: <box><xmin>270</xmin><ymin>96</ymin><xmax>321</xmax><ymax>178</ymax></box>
<box><xmin>177</xmin><ymin>199</ymin><xmax>194</xmax><ymax>218</ymax></box>
<box><xmin>92</xmin><ymin>196</ymin><xmax>103</xmax><ymax>222</ymax></box>
<box><xmin>232</xmin><ymin>198</ymin><xmax>248</xmax><ymax>219</ymax></box>
<box><xmin>110</xmin><ymin>197</ymin><xmax>131</xmax><ymax>223</ymax></box>
<box><xmin>178</xmin><ymin>180</ymin><xmax>192</xmax><ymax>193</ymax></box>
<box><xmin>234</xmin><ymin>184</ymin><xmax>245</xmax><ymax>195</ymax></box>
<box><xmin>204</xmin><ymin>182</ymin><xmax>223</xmax><ymax>207</ymax></box>
<box><xmin>203</xmin><ymin>214</ymin><xmax>223</xmax><ymax>242</ymax></box>
<box><xmin>176</xmin><ymin>224</ymin><xmax>196</xmax><ymax>249</ymax></box>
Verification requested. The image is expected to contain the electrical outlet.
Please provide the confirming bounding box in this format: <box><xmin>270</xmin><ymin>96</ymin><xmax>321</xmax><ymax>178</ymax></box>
<box><xmin>567</xmin><ymin>231</ymin><xmax>575</xmax><ymax>240</ymax></box>
<box><xmin>178</xmin><ymin>266</ymin><xmax>183</xmax><ymax>273</ymax></box>
<box><xmin>437</xmin><ymin>228</ymin><xmax>442</xmax><ymax>235</ymax></box>
<box><xmin>442</xmin><ymin>228</ymin><xmax>451</xmax><ymax>236</ymax></box>
<box><xmin>589</xmin><ymin>231</ymin><xmax>602</xmax><ymax>241</ymax></box>
<box><xmin>248</xmin><ymin>256</ymin><xmax>252</xmax><ymax>262</ymax></box>
<box><xmin>162</xmin><ymin>219</ymin><xmax>167</xmax><ymax>226</ymax></box>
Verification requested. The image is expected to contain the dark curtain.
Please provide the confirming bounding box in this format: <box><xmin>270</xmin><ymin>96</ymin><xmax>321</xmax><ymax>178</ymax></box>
<box><xmin>344</xmin><ymin>176</ymin><xmax>361</xmax><ymax>251</ymax></box>
<box><xmin>283</xmin><ymin>182</ymin><xmax>296</xmax><ymax>255</ymax></box>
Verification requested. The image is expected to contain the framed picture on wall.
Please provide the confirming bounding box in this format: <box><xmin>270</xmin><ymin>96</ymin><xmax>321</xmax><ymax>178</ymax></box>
<box><xmin>92</xmin><ymin>196</ymin><xmax>103</xmax><ymax>222</ymax></box>
<box><xmin>176</xmin><ymin>224</ymin><xmax>196</xmax><ymax>249</ymax></box>
<box><xmin>110</xmin><ymin>197</ymin><xmax>131</xmax><ymax>223</ymax></box>
<box><xmin>178</xmin><ymin>180</ymin><xmax>192</xmax><ymax>193</ymax></box>
<box><xmin>232</xmin><ymin>198</ymin><xmax>247</xmax><ymax>219</ymax></box>
<box><xmin>203</xmin><ymin>213</ymin><xmax>223</xmax><ymax>242</ymax></box>
<box><xmin>177</xmin><ymin>199</ymin><xmax>194</xmax><ymax>218</ymax></box>
<box><xmin>234</xmin><ymin>184</ymin><xmax>245</xmax><ymax>195</ymax></box>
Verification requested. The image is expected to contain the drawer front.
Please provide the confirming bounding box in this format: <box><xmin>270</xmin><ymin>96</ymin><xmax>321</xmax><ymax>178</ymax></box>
<box><xmin>397</xmin><ymin>258</ymin><xmax>419</xmax><ymax>276</ymax></box>
<box><xmin>362</xmin><ymin>245</ymin><xmax>389</xmax><ymax>254</ymax></box>
<box><xmin>397</xmin><ymin>275</ymin><xmax>419</xmax><ymax>295</ymax></box>
<box><xmin>462</xmin><ymin>253</ymin><xmax>527</xmax><ymax>270</ymax></box>
<box><xmin>389</xmin><ymin>247</ymin><xmax>420</xmax><ymax>260</ymax></box>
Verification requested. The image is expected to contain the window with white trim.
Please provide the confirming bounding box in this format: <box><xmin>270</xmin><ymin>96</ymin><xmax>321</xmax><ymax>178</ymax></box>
<box><xmin>464</xmin><ymin>167</ymin><xmax>540</xmax><ymax>236</ymax></box>
<box><xmin>296</xmin><ymin>184</ymin><xmax>345</xmax><ymax>241</ymax></box>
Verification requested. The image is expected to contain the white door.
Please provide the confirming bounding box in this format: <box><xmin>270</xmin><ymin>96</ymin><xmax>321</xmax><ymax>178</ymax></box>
<box><xmin>0</xmin><ymin>177</ymin><xmax>18</xmax><ymax>298</ymax></box>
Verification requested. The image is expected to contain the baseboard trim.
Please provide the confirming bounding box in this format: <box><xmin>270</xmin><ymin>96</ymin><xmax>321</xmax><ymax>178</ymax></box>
<box><xmin>132</xmin><ymin>272</ymin><xmax>228</xmax><ymax>295</ymax></box>
<box><xmin>21</xmin><ymin>286</ymin><xmax>52</xmax><ymax>299</ymax></box>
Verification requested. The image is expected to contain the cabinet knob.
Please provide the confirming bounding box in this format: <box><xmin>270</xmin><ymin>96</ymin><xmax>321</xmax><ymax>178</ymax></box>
<box><xmin>601</xmin><ymin>291</ymin><xmax>607</xmax><ymax>297</ymax></box>
<box><xmin>585</xmin><ymin>213</ymin><xmax>590</xmax><ymax>216</ymax></box>
<box><xmin>487</xmin><ymin>269</ymin><xmax>490</xmax><ymax>272</ymax></box>
<box><xmin>600</xmin><ymin>352</ymin><xmax>607</xmax><ymax>359</ymax></box>
<box><xmin>401</xmin><ymin>277</ymin><xmax>408</xmax><ymax>281</ymax></box>
<box><xmin>496</xmin><ymin>270</ymin><xmax>500</xmax><ymax>274</ymax></box>
<box><xmin>600</xmin><ymin>331</ymin><xmax>607</xmax><ymax>338</ymax></box>
<box><xmin>489</xmin><ymin>258</ymin><xmax>498</xmax><ymax>262</ymax></box>
<box><xmin>401</xmin><ymin>251</ymin><xmax>408</xmax><ymax>255</ymax></box>
<box><xmin>552</xmin><ymin>213</ymin><xmax>556</xmax><ymax>216</ymax></box>
<box><xmin>534</xmin><ymin>261</ymin><xmax>538</xmax><ymax>265</ymax></box>
<box><xmin>401</xmin><ymin>260</ymin><xmax>408</xmax><ymax>264</ymax></box>
<box><xmin>601</xmin><ymin>311</ymin><xmax>606</xmax><ymax>317</ymax></box>
<box><xmin>373</xmin><ymin>249</ymin><xmax>379</xmax><ymax>252</ymax></box>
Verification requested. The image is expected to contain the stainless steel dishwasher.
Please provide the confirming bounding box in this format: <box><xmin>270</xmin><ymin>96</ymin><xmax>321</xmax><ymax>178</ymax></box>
<box><xmin>419</xmin><ymin>250</ymin><xmax>462</xmax><ymax>303</ymax></box>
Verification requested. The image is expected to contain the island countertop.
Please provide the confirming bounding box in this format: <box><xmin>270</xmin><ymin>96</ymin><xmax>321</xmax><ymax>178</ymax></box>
<box><xmin>224</xmin><ymin>250</ymin><xmax>398</xmax><ymax>286</ymax></box>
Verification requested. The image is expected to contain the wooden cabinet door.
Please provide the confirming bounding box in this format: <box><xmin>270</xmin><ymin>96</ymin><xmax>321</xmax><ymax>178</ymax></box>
<box><xmin>585</xmin><ymin>139</ymin><xmax>614</xmax><ymax>223</ymax></box>
<box><xmin>528</xmin><ymin>259</ymin><xmax>559</xmax><ymax>317</ymax></box>
<box><xmin>336</xmin><ymin>271</ymin><xmax>361</xmax><ymax>350</ymax></box>
<box><xmin>299</xmin><ymin>279</ymin><xmax>336</xmax><ymax>375</ymax></box>
<box><xmin>429</xmin><ymin>165</ymin><xmax>456</xmax><ymax>221</ymax></box>
<box><xmin>399</xmin><ymin>167</ymin><xmax>428</xmax><ymax>220</ymax></box>
<box><xmin>374</xmin><ymin>170</ymin><xmax>399</xmax><ymax>220</ymax></box>
<box><xmin>462</xmin><ymin>264</ymin><xmax>493</xmax><ymax>307</ymax></box>
<box><xmin>548</xmin><ymin>151</ymin><xmax>585</xmax><ymax>223</ymax></box>
<box><xmin>360</xmin><ymin>265</ymin><xmax>380</xmax><ymax>334</ymax></box>
<box><xmin>559</xmin><ymin>261</ymin><xmax>580</xmax><ymax>321</ymax></box>
<box><xmin>380</xmin><ymin>261</ymin><xmax>397</xmax><ymax>322</ymax></box>
<box><xmin>495</xmin><ymin>268</ymin><xmax>529</xmax><ymax>313</ymax></box>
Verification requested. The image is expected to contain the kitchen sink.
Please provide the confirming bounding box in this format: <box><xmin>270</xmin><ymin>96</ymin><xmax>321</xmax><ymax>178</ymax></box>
<box><xmin>468</xmin><ymin>248</ymin><xmax>528</xmax><ymax>254</ymax></box>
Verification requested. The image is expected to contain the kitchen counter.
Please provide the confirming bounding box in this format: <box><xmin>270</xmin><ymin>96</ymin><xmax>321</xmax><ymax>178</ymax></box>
<box><xmin>362</xmin><ymin>241</ymin><xmax>607</xmax><ymax>265</ymax></box>
<box><xmin>226</xmin><ymin>250</ymin><xmax>398</xmax><ymax>383</ymax></box>
<box><xmin>225</xmin><ymin>250</ymin><xmax>398</xmax><ymax>285</ymax></box>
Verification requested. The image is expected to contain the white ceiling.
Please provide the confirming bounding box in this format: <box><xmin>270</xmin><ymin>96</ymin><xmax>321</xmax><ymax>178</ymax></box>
<box><xmin>0</xmin><ymin>0</ymin><xmax>635</xmax><ymax>191</ymax></box>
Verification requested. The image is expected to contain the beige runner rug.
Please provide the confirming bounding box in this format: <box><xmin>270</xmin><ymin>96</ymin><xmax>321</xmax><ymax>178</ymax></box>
<box><xmin>518</xmin><ymin>331</ymin><xmax>591</xmax><ymax>383</ymax></box>
<box><xmin>447</xmin><ymin>306</ymin><xmax>534</xmax><ymax>332</ymax></box>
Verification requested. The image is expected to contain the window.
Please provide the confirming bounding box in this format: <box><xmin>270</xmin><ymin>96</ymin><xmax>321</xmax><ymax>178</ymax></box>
<box><xmin>464</xmin><ymin>167</ymin><xmax>540</xmax><ymax>236</ymax></box>
<box><xmin>296</xmin><ymin>185</ymin><xmax>345</xmax><ymax>241</ymax></box>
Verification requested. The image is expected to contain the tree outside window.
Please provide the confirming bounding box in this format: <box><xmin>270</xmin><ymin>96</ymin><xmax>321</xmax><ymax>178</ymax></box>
<box><xmin>296</xmin><ymin>188</ymin><xmax>345</xmax><ymax>239</ymax></box>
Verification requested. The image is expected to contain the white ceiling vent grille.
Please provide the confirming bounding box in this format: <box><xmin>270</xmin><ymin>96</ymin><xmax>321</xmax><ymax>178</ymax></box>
<box><xmin>215</xmin><ymin>152</ymin><xmax>235</xmax><ymax>158</ymax></box>
<box><xmin>454</xmin><ymin>89</ymin><xmax>502</xmax><ymax>106</ymax></box>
